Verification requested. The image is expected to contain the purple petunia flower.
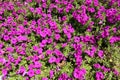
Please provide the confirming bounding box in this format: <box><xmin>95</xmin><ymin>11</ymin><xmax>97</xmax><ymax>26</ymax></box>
<box><xmin>101</xmin><ymin>66</ymin><xmax>110</xmax><ymax>72</ymax></box>
<box><xmin>96</xmin><ymin>71</ymin><xmax>104</xmax><ymax>80</ymax></box>
<box><xmin>28</xmin><ymin>64</ymin><xmax>34</xmax><ymax>69</ymax></box>
<box><xmin>98</xmin><ymin>50</ymin><xmax>104</xmax><ymax>58</ymax></box>
<box><xmin>74</xmin><ymin>36</ymin><xmax>80</xmax><ymax>43</ymax></box>
<box><xmin>48</xmin><ymin>56</ymin><xmax>56</xmax><ymax>64</ymax></box>
<box><xmin>0</xmin><ymin>57</ymin><xmax>6</xmax><ymax>64</ymax></box>
<box><xmin>17</xmin><ymin>35</ymin><xmax>27</xmax><ymax>42</ymax></box>
<box><xmin>85</xmin><ymin>46</ymin><xmax>97</xmax><ymax>57</ymax></box>
<box><xmin>6</xmin><ymin>47</ymin><xmax>14</xmax><ymax>53</ymax></box>
<box><xmin>62</xmin><ymin>43</ymin><xmax>67</xmax><ymax>48</ymax></box>
<box><xmin>73</xmin><ymin>67</ymin><xmax>86</xmax><ymax>79</ymax></box>
<box><xmin>113</xmin><ymin>69</ymin><xmax>119</xmax><ymax>76</ymax></box>
<box><xmin>93</xmin><ymin>63</ymin><xmax>101</xmax><ymax>69</ymax></box>
<box><xmin>49</xmin><ymin>70</ymin><xmax>54</xmax><ymax>79</ymax></box>
<box><xmin>93</xmin><ymin>0</ymin><xmax>99</xmax><ymax>6</ymax></box>
<box><xmin>17</xmin><ymin>66</ymin><xmax>26</xmax><ymax>74</ymax></box>
<box><xmin>34</xmin><ymin>61</ymin><xmax>42</xmax><ymax>68</ymax></box>
<box><xmin>42</xmin><ymin>77</ymin><xmax>48</xmax><ymax>80</ymax></box>
<box><xmin>27</xmin><ymin>69</ymin><xmax>35</xmax><ymax>77</ymax></box>
<box><xmin>11</xmin><ymin>38</ymin><xmax>17</xmax><ymax>44</ymax></box>
<box><xmin>0</xmin><ymin>49</ymin><xmax>5</xmax><ymax>55</ymax></box>
<box><xmin>40</xmin><ymin>31</ymin><xmax>47</xmax><ymax>38</ymax></box>
<box><xmin>0</xmin><ymin>43</ymin><xmax>3</xmax><ymax>49</ymax></box>
<box><xmin>46</xmin><ymin>49</ymin><xmax>53</xmax><ymax>55</ymax></box>
<box><xmin>35</xmin><ymin>69</ymin><xmax>41</xmax><ymax>75</ymax></box>
<box><xmin>2</xmin><ymin>69</ymin><xmax>7</xmax><ymax>76</ymax></box>
<box><xmin>58</xmin><ymin>73</ymin><xmax>69</xmax><ymax>80</ymax></box>
<box><xmin>62</xmin><ymin>16</ymin><xmax>67</xmax><ymax>21</ymax></box>
<box><xmin>55</xmin><ymin>34</ymin><xmax>60</xmax><ymax>40</ymax></box>
<box><xmin>3</xmin><ymin>35</ymin><xmax>9</xmax><ymax>41</ymax></box>
<box><xmin>37</xmin><ymin>48</ymin><xmax>43</xmax><ymax>54</ymax></box>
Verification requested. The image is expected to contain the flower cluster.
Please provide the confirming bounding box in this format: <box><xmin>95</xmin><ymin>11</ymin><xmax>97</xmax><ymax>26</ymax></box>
<box><xmin>0</xmin><ymin>0</ymin><xmax>120</xmax><ymax>80</ymax></box>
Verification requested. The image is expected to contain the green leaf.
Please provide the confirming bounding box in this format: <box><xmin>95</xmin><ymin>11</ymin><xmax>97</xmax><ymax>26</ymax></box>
<box><xmin>85</xmin><ymin>56</ymin><xmax>92</xmax><ymax>63</ymax></box>
<box><xmin>91</xmin><ymin>77</ymin><xmax>95</xmax><ymax>80</ymax></box>
<box><xmin>106</xmin><ymin>71</ymin><xmax>113</xmax><ymax>80</ymax></box>
<box><xmin>55</xmin><ymin>44</ymin><xmax>61</xmax><ymax>49</ymax></box>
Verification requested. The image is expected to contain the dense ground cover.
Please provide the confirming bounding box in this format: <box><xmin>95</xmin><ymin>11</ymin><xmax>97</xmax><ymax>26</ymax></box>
<box><xmin>0</xmin><ymin>0</ymin><xmax>120</xmax><ymax>80</ymax></box>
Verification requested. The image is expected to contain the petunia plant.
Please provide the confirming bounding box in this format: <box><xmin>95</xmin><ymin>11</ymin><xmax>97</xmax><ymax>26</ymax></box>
<box><xmin>0</xmin><ymin>0</ymin><xmax>120</xmax><ymax>80</ymax></box>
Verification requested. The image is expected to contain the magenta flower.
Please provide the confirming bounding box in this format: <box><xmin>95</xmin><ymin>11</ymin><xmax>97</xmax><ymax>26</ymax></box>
<box><xmin>101</xmin><ymin>66</ymin><xmax>110</xmax><ymax>72</ymax></box>
<box><xmin>34</xmin><ymin>61</ymin><xmax>42</xmax><ymax>68</ymax></box>
<box><xmin>29</xmin><ymin>7</ymin><xmax>34</xmax><ymax>13</ymax></box>
<box><xmin>42</xmin><ymin>77</ymin><xmax>48</xmax><ymax>80</ymax></box>
<box><xmin>2</xmin><ymin>69</ymin><xmax>7</xmax><ymax>76</ymax></box>
<box><xmin>28</xmin><ymin>64</ymin><xmax>34</xmax><ymax>69</ymax></box>
<box><xmin>40</xmin><ymin>31</ymin><xmax>47</xmax><ymax>38</ymax></box>
<box><xmin>46</xmin><ymin>49</ymin><xmax>53</xmax><ymax>55</ymax></box>
<box><xmin>38</xmin><ymin>48</ymin><xmax>43</xmax><ymax>54</ymax></box>
<box><xmin>17</xmin><ymin>66</ymin><xmax>26</xmax><ymax>74</ymax></box>
<box><xmin>32</xmin><ymin>55</ymin><xmax>39</xmax><ymax>61</ymax></box>
<box><xmin>63</xmin><ymin>27</ymin><xmax>68</xmax><ymax>34</ymax></box>
<box><xmin>3</xmin><ymin>35</ymin><xmax>9</xmax><ymax>41</ymax></box>
<box><xmin>66</xmin><ymin>33</ymin><xmax>71</xmax><ymax>39</ymax></box>
<box><xmin>55</xmin><ymin>34</ymin><xmax>60</xmax><ymax>40</ymax></box>
<box><xmin>85</xmin><ymin>50</ymin><xmax>94</xmax><ymax>57</ymax></box>
<box><xmin>74</xmin><ymin>36</ymin><xmax>80</xmax><ymax>43</ymax></box>
<box><xmin>58</xmin><ymin>73</ymin><xmax>69</xmax><ymax>80</ymax></box>
<box><xmin>39</xmin><ymin>43</ymin><xmax>45</xmax><ymax>48</ymax></box>
<box><xmin>73</xmin><ymin>67</ymin><xmax>86</xmax><ymax>79</ymax></box>
<box><xmin>48</xmin><ymin>56</ymin><xmax>56</xmax><ymax>64</ymax></box>
<box><xmin>35</xmin><ymin>69</ymin><xmax>41</xmax><ymax>75</ymax></box>
<box><xmin>62</xmin><ymin>16</ymin><xmax>67</xmax><ymax>21</ymax></box>
<box><xmin>93</xmin><ymin>0</ymin><xmax>99</xmax><ymax>6</ymax></box>
<box><xmin>109</xmin><ymin>36</ymin><xmax>119</xmax><ymax>44</ymax></box>
<box><xmin>75</xmin><ymin>56</ymin><xmax>82</xmax><ymax>66</ymax></box>
<box><xmin>113</xmin><ymin>69</ymin><xmax>119</xmax><ymax>76</ymax></box>
<box><xmin>0</xmin><ymin>57</ymin><xmax>6</xmax><ymax>64</ymax></box>
<box><xmin>26</xmin><ymin>0</ymin><xmax>32</xmax><ymax>3</ymax></box>
<box><xmin>33</xmin><ymin>46</ymin><xmax>39</xmax><ymax>51</ymax></box>
<box><xmin>0</xmin><ymin>49</ymin><xmax>5</xmax><ymax>55</ymax></box>
<box><xmin>62</xmin><ymin>43</ymin><xmax>67</xmax><ymax>48</ymax></box>
<box><xmin>66</xmin><ymin>4</ymin><xmax>73</xmax><ymax>13</ymax></box>
<box><xmin>85</xmin><ymin>0</ymin><xmax>92</xmax><ymax>5</ymax></box>
<box><xmin>98</xmin><ymin>50</ymin><xmax>104</xmax><ymax>58</ymax></box>
<box><xmin>19</xmin><ymin>51</ymin><xmax>26</xmax><ymax>55</ymax></box>
<box><xmin>11</xmin><ymin>38</ymin><xmax>17</xmax><ymax>44</ymax></box>
<box><xmin>112</xmin><ymin>28</ymin><xmax>117</xmax><ymax>33</ymax></box>
<box><xmin>6</xmin><ymin>47</ymin><xmax>14</xmax><ymax>53</ymax></box>
<box><xmin>93</xmin><ymin>63</ymin><xmax>101</xmax><ymax>69</ymax></box>
<box><xmin>42</xmin><ymin>39</ymin><xmax>48</xmax><ymax>44</ymax></box>
<box><xmin>88</xmin><ymin>7</ymin><xmax>95</xmax><ymax>13</ymax></box>
<box><xmin>49</xmin><ymin>70</ymin><xmax>54</xmax><ymax>78</ymax></box>
<box><xmin>17</xmin><ymin>35</ymin><xmax>27</xmax><ymax>42</ymax></box>
<box><xmin>0</xmin><ymin>43</ymin><xmax>3</xmax><ymax>49</ymax></box>
<box><xmin>47</xmin><ymin>38</ymin><xmax>53</xmax><ymax>44</ymax></box>
<box><xmin>96</xmin><ymin>71</ymin><xmax>104</xmax><ymax>80</ymax></box>
<box><xmin>85</xmin><ymin>46</ymin><xmax>96</xmax><ymax>57</ymax></box>
<box><xmin>27</xmin><ymin>69</ymin><xmax>35</xmax><ymax>77</ymax></box>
